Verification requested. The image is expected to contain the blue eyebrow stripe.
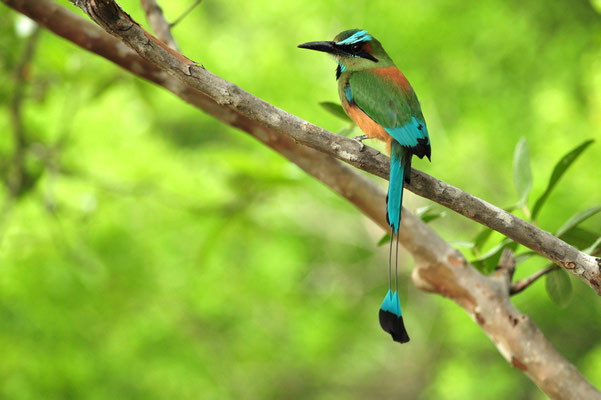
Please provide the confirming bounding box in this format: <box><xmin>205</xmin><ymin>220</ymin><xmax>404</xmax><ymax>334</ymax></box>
<box><xmin>337</xmin><ymin>30</ymin><xmax>372</xmax><ymax>45</ymax></box>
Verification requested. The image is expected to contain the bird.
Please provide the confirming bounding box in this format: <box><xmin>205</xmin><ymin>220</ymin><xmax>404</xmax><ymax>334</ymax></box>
<box><xmin>299</xmin><ymin>29</ymin><xmax>431</xmax><ymax>344</ymax></box>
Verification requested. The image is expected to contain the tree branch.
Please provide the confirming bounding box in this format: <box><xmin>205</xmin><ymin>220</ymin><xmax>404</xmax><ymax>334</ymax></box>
<box><xmin>139</xmin><ymin>0</ymin><xmax>179</xmax><ymax>51</ymax></box>
<box><xmin>62</xmin><ymin>0</ymin><xmax>599</xmax><ymax>295</ymax></box>
<box><xmin>8</xmin><ymin>24</ymin><xmax>40</xmax><ymax>197</ymax></box>
<box><xmin>511</xmin><ymin>265</ymin><xmax>559</xmax><ymax>296</ymax></box>
<box><xmin>1</xmin><ymin>21</ymin><xmax>41</xmax><ymax>244</ymax></box>
<box><xmin>3</xmin><ymin>1</ymin><xmax>601</xmax><ymax>398</ymax></box>
<box><xmin>170</xmin><ymin>0</ymin><xmax>201</xmax><ymax>28</ymax></box>
<box><xmin>495</xmin><ymin>248</ymin><xmax>516</xmax><ymax>285</ymax></box>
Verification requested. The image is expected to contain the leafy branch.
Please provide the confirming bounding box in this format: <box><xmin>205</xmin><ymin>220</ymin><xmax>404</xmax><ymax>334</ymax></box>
<box><xmin>470</xmin><ymin>136</ymin><xmax>599</xmax><ymax>305</ymax></box>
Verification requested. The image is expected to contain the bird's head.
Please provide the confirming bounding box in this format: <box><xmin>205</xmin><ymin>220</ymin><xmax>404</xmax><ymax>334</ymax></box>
<box><xmin>298</xmin><ymin>29</ymin><xmax>392</xmax><ymax>76</ymax></box>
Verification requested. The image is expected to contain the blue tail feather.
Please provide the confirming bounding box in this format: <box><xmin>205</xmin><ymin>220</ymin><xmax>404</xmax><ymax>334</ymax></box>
<box><xmin>380</xmin><ymin>289</ymin><xmax>397</xmax><ymax>314</ymax></box>
<box><xmin>379</xmin><ymin>289</ymin><xmax>409</xmax><ymax>343</ymax></box>
<box><xmin>379</xmin><ymin>289</ymin><xmax>403</xmax><ymax>317</ymax></box>
<box><xmin>387</xmin><ymin>142</ymin><xmax>406</xmax><ymax>234</ymax></box>
<box><xmin>392</xmin><ymin>291</ymin><xmax>401</xmax><ymax>317</ymax></box>
<box><xmin>381</xmin><ymin>141</ymin><xmax>410</xmax><ymax>344</ymax></box>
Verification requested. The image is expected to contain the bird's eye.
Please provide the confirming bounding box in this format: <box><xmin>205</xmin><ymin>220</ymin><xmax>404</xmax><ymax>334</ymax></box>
<box><xmin>351</xmin><ymin>43</ymin><xmax>362</xmax><ymax>52</ymax></box>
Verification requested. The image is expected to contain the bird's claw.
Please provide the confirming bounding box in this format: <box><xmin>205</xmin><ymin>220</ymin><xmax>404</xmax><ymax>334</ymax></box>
<box><xmin>353</xmin><ymin>135</ymin><xmax>368</xmax><ymax>152</ymax></box>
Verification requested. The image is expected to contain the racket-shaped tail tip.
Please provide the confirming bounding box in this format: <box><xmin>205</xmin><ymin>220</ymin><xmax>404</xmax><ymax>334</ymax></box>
<box><xmin>379</xmin><ymin>309</ymin><xmax>410</xmax><ymax>343</ymax></box>
<box><xmin>379</xmin><ymin>290</ymin><xmax>410</xmax><ymax>343</ymax></box>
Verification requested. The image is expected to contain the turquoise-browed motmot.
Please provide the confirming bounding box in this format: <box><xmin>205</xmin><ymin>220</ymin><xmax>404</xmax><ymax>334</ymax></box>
<box><xmin>299</xmin><ymin>29</ymin><xmax>431</xmax><ymax>344</ymax></box>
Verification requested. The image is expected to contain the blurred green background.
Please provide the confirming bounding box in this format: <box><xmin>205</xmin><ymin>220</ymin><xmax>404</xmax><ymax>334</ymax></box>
<box><xmin>1</xmin><ymin>0</ymin><xmax>601</xmax><ymax>399</ymax></box>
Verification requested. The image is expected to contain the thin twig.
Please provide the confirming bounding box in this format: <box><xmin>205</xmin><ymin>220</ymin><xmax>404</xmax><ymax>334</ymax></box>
<box><xmin>170</xmin><ymin>0</ymin><xmax>201</xmax><ymax>28</ymax></box>
<box><xmin>494</xmin><ymin>248</ymin><xmax>515</xmax><ymax>285</ymax></box>
<box><xmin>140</xmin><ymin>0</ymin><xmax>179</xmax><ymax>51</ymax></box>
<box><xmin>511</xmin><ymin>265</ymin><xmax>559</xmax><ymax>295</ymax></box>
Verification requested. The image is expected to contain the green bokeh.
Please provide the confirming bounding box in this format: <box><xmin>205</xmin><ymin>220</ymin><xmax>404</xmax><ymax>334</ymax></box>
<box><xmin>1</xmin><ymin>0</ymin><xmax>600</xmax><ymax>399</ymax></box>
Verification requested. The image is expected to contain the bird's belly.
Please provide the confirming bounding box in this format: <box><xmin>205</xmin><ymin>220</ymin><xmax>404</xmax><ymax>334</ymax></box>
<box><xmin>343</xmin><ymin>103</ymin><xmax>391</xmax><ymax>143</ymax></box>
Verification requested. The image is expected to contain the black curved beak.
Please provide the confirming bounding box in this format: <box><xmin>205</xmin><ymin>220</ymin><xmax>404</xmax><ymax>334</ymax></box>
<box><xmin>298</xmin><ymin>41</ymin><xmax>345</xmax><ymax>57</ymax></box>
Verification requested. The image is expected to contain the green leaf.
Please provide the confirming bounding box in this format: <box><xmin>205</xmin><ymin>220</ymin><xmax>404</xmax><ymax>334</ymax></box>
<box><xmin>319</xmin><ymin>101</ymin><xmax>352</xmax><ymax>123</ymax></box>
<box><xmin>472</xmin><ymin>238</ymin><xmax>517</xmax><ymax>274</ymax></box>
<box><xmin>472</xmin><ymin>204</ymin><xmax>518</xmax><ymax>256</ymax></box>
<box><xmin>472</xmin><ymin>238</ymin><xmax>514</xmax><ymax>262</ymax></box>
<box><xmin>555</xmin><ymin>205</ymin><xmax>601</xmax><ymax>237</ymax></box>
<box><xmin>513</xmin><ymin>137</ymin><xmax>532</xmax><ymax>206</ymax></box>
<box><xmin>545</xmin><ymin>269</ymin><xmax>573</xmax><ymax>308</ymax></box>
<box><xmin>559</xmin><ymin>227</ymin><xmax>601</xmax><ymax>249</ymax></box>
<box><xmin>416</xmin><ymin>205</ymin><xmax>446</xmax><ymax>224</ymax></box>
<box><xmin>514</xmin><ymin>251</ymin><xmax>536</xmax><ymax>265</ymax></box>
<box><xmin>377</xmin><ymin>233</ymin><xmax>391</xmax><ymax>247</ymax></box>
<box><xmin>472</xmin><ymin>228</ymin><xmax>494</xmax><ymax>255</ymax></box>
<box><xmin>449</xmin><ymin>241</ymin><xmax>475</xmax><ymax>249</ymax></box>
<box><xmin>583</xmin><ymin>236</ymin><xmax>601</xmax><ymax>254</ymax></box>
<box><xmin>422</xmin><ymin>213</ymin><xmax>446</xmax><ymax>223</ymax></box>
<box><xmin>415</xmin><ymin>205</ymin><xmax>434</xmax><ymax>218</ymax></box>
<box><xmin>532</xmin><ymin>139</ymin><xmax>595</xmax><ymax>220</ymax></box>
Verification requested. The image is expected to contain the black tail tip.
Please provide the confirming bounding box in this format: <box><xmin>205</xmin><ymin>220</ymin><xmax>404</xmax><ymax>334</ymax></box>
<box><xmin>379</xmin><ymin>309</ymin><xmax>410</xmax><ymax>344</ymax></box>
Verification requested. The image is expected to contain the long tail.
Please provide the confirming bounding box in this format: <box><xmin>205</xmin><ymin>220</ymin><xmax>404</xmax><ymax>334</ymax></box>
<box><xmin>386</xmin><ymin>142</ymin><xmax>407</xmax><ymax>234</ymax></box>
<box><xmin>379</xmin><ymin>141</ymin><xmax>410</xmax><ymax>344</ymax></box>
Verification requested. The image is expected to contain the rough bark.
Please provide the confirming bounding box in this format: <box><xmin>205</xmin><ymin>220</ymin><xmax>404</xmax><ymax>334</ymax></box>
<box><xmin>139</xmin><ymin>0</ymin><xmax>179</xmax><ymax>51</ymax></box>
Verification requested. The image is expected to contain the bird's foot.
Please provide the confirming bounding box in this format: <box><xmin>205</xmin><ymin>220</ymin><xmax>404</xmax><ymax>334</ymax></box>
<box><xmin>353</xmin><ymin>135</ymin><xmax>368</xmax><ymax>152</ymax></box>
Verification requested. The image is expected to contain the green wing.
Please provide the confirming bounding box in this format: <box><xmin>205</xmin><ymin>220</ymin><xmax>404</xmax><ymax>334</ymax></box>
<box><xmin>348</xmin><ymin>71</ymin><xmax>430</xmax><ymax>153</ymax></box>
